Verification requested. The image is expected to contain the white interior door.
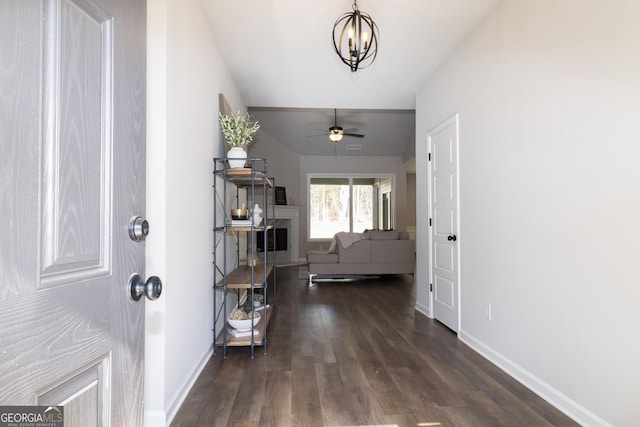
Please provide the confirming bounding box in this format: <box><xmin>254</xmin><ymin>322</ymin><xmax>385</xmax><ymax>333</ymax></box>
<box><xmin>429</xmin><ymin>114</ymin><xmax>460</xmax><ymax>332</ymax></box>
<box><xmin>0</xmin><ymin>0</ymin><xmax>148</xmax><ymax>425</ymax></box>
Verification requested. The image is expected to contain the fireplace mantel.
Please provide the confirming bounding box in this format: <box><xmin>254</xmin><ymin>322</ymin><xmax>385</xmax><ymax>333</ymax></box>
<box><xmin>272</xmin><ymin>206</ymin><xmax>301</xmax><ymax>264</ymax></box>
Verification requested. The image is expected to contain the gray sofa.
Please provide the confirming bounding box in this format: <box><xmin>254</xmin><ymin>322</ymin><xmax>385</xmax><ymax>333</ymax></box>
<box><xmin>306</xmin><ymin>230</ymin><xmax>415</xmax><ymax>282</ymax></box>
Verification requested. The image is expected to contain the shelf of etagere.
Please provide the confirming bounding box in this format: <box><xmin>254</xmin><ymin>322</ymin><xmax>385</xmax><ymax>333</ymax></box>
<box><xmin>214</xmin><ymin>264</ymin><xmax>273</xmax><ymax>289</ymax></box>
<box><xmin>213</xmin><ymin>224</ymin><xmax>273</xmax><ymax>233</ymax></box>
<box><xmin>215</xmin><ymin>306</ymin><xmax>273</xmax><ymax>347</ymax></box>
<box><xmin>213</xmin><ymin>167</ymin><xmax>274</xmax><ymax>188</ymax></box>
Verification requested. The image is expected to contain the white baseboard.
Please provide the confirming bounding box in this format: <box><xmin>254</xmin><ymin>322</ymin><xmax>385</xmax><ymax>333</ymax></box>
<box><xmin>415</xmin><ymin>301</ymin><xmax>431</xmax><ymax>318</ymax></box>
<box><xmin>459</xmin><ymin>330</ymin><xmax>612</xmax><ymax>427</ymax></box>
<box><xmin>144</xmin><ymin>410</ymin><xmax>167</xmax><ymax>427</ymax></box>
<box><xmin>163</xmin><ymin>348</ymin><xmax>213</xmax><ymax>426</ymax></box>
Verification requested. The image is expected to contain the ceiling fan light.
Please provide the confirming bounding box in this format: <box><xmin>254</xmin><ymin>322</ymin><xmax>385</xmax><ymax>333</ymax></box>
<box><xmin>329</xmin><ymin>132</ymin><xmax>343</xmax><ymax>142</ymax></box>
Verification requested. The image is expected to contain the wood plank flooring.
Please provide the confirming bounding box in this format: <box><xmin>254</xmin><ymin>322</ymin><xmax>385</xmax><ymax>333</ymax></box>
<box><xmin>171</xmin><ymin>266</ymin><xmax>578</xmax><ymax>426</ymax></box>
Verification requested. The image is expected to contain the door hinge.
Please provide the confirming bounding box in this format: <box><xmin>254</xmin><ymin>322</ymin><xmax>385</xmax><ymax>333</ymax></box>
<box><xmin>428</xmin><ymin>152</ymin><xmax>431</xmax><ymax>161</ymax></box>
<box><xmin>429</xmin><ymin>218</ymin><xmax>432</xmax><ymax>226</ymax></box>
<box><xmin>430</xmin><ymin>283</ymin><xmax>433</xmax><ymax>292</ymax></box>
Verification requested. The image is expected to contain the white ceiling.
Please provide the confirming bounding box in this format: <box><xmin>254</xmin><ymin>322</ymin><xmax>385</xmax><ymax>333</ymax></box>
<box><xmin>202</xmin><ymin>0</ymin><xmax>500</xmax><ymax>157</ymax></box>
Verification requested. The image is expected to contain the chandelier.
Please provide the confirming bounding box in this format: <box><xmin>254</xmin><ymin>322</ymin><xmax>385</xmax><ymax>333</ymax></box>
<box><xmin>332</xmin><ymin>0</ymin><xmax>379</xmax><ymax>72</ymax></box>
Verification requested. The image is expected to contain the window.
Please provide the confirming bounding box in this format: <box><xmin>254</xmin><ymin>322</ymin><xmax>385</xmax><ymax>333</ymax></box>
<box><xmin>308</xmin><ymin>174</ymin><xmax>394</xmax><ymax>240</ymax></box>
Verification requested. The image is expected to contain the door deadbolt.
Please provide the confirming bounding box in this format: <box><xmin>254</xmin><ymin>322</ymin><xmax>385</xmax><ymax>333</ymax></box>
<box><xmin>128</xmin><ymin>274</ymin><xmax>162</xmax><ymax>302</ymax></box>
<box><xmin>129</xmin><ymin>216</ymin><xmax>150</xmax><ymax>241</ymax></box>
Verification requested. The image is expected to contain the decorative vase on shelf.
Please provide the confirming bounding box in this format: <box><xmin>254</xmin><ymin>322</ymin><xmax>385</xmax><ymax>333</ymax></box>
<box><xmin>218</xmin><ymin>111</ymin><xmax>260</xmax><ymax>169</ymax></box>
<box><xmin>227</xmin><ymin>146</ymin><xmax>247</xmax><ymax>169</ymax></box>
<box><xmin>252</xmin><ymin>204</ymin><xmax>263</xmax><ymax>225</ymax></box>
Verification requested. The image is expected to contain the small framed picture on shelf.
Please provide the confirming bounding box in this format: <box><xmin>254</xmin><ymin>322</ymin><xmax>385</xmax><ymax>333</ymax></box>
<box><xmin>274</xmin><ymin>186</ymin><xmax>287</xmax><ymax>205</ymax></box>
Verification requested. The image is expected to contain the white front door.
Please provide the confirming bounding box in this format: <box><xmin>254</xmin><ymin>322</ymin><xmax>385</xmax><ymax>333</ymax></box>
<box><xmin>0</xmin><ymin>0</ymin><xmax>148</xmax><ymax>425</ymax></box>
<box><xmin>429</xmin><ymin>114</ymin><xmax>460</xmax><ymax>332</ymax></box>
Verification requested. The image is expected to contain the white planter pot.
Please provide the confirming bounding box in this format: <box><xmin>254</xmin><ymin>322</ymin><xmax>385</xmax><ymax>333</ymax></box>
<box><xmin>227</xmin><ymin>147</ymin><xmax>247</xmax><ymax>168</ymax></box>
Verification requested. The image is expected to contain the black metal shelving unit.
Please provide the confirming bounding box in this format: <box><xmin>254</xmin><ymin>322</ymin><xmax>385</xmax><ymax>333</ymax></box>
<box><xmin>212</xmin><ymin>157</ymin><xmax>276</xmax><ymax>357</ymax></box>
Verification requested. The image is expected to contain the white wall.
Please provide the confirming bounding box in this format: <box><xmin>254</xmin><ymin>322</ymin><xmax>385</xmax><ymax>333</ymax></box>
<box><xmin>146</xmin><ymin>0</ymin><xmax>244</xmax><ymax>424</ymax></box>
<box><xmin>248</xmin><ymin>129</ymin><xmax>301</xmax><ymax>206</ymax></box>
<box><xmin>406</xmin><ymin>173</ymin><xmax>416</xmax><ymax>227</ymax></box>
<box><xmin>416</xmin><ymin>1</ymin><xmax>640</xmax><ymax>425</ymax></box>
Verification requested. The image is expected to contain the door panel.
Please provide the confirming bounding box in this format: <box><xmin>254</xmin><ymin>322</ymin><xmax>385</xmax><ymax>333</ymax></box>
<box><xmin>434</xmin><ymin>275</ymin><xmax>454</xmax><ymax>308</ymax></box>
<box><xmin>38</xmin><ymin>358</ymin><xmax>109</xmax><ymax>427</ymax></box>
<box><xmin>0</xmin><ymin>0</ymin><xmax>146</xmax><ymax>425</ymax></box>
<box><xmin>434</xmin><ymin>242</ymin><xmax>453</xmax><ymax>272</ymax></box>
<box><xmin>434</xmin><ymin>208</ymin><xmax>454</xmax><ymax>239</ymax></box>
<box><xmin>429</xmin><ymin>115</ymin><xmax>459</xmax><ymax>332</ymax></box>
<box><xmin>41</xmin><ymin>0</ymin><xmax>113</xmax><ymax>287</ymax></box>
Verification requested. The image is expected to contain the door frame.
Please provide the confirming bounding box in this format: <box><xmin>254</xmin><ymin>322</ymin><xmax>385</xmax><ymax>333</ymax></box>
<box><xmin>427</xmin><ymin>113</ymin><xmax>461</xmax><ymax>332</ymax></box>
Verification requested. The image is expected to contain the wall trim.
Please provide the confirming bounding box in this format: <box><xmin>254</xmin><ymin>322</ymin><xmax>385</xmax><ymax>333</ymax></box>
<box><xmin>415</xmin><ymin>301</ymin><xmax>431</xmax><ymax>318</ymax></box>
<box><xmin>459</xmin><ymin>330</ymin><xmax>612</xmax><ymax>427</ymax></box>
<box><xmin>143</xmin><ymin>410</ymin><xmax>166</xmax><ymax>427</ymax></box>
<box><xmin>164</xmin><ymin>348</ymin><xmax>213</xmax><ymax>426</ymax></box>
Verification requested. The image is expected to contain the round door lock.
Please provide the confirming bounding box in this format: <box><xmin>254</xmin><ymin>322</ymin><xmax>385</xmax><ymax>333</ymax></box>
<box><xmin>129</xmin><ymin>216</ymin><xmax>150</xmax><ymax>241</ymax></box>
<box><xmin>128</xmin><ymin>274</ymin><xmax>162</xmax><ymax>302</ymax></box>
<box><xmin>447</xmin><ymin>235</ymin><xmax>457</xmax><ymax>241</ymax></box>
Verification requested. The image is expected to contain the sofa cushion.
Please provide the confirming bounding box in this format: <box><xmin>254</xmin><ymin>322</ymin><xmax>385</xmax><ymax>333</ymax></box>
<box><xmin>307</xmin><ymin>250</ymin><xmax>338</xmax><ymax>264</ymax></box>
<box><xmin>335</xmin><ymin>232</ymin><xmax>367</xmax><ymax>248</ymax></box>
<box><xmin>337</xmin><ymin>239</ymin><xmax>371</xmax><ymax>263</ymax></box>
<box><xmin>371</xmin><ymin>239</ymin><xmax>415</xmax><ymax>264</ymax></box>
<box><xmin>367</xmin><ymin>230</ymin><xmax>400</xmax><ymax>240</ymax></box>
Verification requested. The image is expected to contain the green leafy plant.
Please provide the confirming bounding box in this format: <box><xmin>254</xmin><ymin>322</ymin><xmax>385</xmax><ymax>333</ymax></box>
<box><xmin>218</xmin><ymin>111</ymin><xmax>260</xmax><ymax>148</ymax></box>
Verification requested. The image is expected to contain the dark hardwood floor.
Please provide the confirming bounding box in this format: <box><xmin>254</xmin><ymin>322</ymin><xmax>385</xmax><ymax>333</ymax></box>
<box><xmin>171</xmin><ymin>266</ymin><xmax>578</xmax><ymax>426</ymax></box>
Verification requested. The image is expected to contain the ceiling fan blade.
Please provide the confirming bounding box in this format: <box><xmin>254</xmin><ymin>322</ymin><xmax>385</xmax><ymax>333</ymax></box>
<box><xmin>306</xmin><ymin>133</ymin><xmax>328</xmax><ymax>138</ymax></box>
<box><xmin>342</xmin><ymin>128</ymin><xmax>360</xmax><ymax>133</ymax></box>
<box><xmin>343</xmin><ymin>133</ymin><xmax>365</xmax><ymax>138</ymax></box>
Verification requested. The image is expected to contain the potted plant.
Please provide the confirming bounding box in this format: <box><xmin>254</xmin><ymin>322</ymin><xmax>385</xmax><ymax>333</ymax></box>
<box><xmin>218</xmin><ymin>111</ymin><xmax>260</xmax><ymax>168</ymax></box>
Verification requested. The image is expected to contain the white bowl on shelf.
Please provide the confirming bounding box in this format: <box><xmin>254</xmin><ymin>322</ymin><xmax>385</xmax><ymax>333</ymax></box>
<box><xmin>227</xmin><ymin>312</ymin><xmax>261</xmax><ymax>331</ymax></box>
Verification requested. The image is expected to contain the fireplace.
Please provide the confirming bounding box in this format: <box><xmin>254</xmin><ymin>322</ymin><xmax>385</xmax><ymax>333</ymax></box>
<box><xmin>256</xmin><ymin>228</ymin><xmax>288</xmax><ymax>252</ymax></box>
<box><xmin>262</xmin><ymin>206</ymin><xmax>300</xmax><ymax>265</ymax></box>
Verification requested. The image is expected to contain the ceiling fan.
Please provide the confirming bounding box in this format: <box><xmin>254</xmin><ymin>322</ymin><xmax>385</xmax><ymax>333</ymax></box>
<box><xmin>309</xmin><ymin>109</ymin><xmax>365</xmax><ymax>142</ymax></box>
